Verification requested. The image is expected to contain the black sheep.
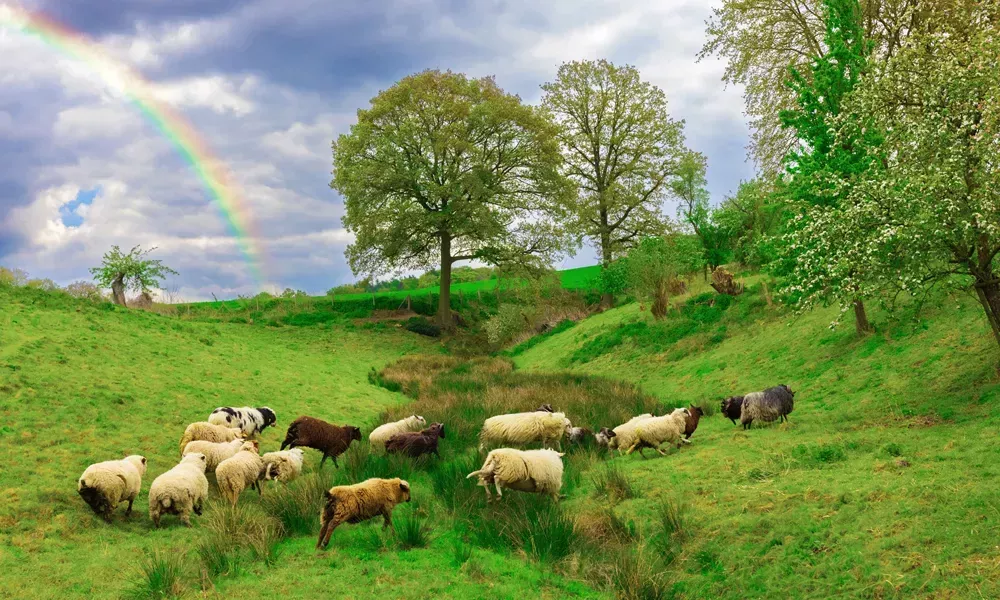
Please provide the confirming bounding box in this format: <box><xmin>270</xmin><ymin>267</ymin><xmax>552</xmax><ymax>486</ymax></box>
<box><xmin>385</xmin><ymin>423</ymin><xmax>446</xmax><ymax>458</ymax></box>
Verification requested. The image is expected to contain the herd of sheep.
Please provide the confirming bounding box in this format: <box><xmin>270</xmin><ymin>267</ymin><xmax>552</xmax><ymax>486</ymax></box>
<box><xmin>76</xmin><ymin>384</ymin><xmax>795</xmax><ymax>549</ymax></box>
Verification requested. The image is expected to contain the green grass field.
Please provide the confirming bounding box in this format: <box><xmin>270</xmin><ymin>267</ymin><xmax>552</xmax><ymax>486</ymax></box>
<box><xmin>4</xmin><ymin>268</ymin><xmax>1000</xmax><ymax>599</ymax></box>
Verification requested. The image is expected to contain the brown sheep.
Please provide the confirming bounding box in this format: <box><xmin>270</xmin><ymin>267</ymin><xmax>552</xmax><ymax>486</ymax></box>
<box><xmin>684</xmin><ymin>405</ymin><xmax>705</xmax><ymax>440</ymax></box>
<box><xmin>280</xmin><ymin>416</ymin><xmax>361</xmax><ymax>469</ymax></box>
<box><xmin>316</xmin><ymin>478</ymin><xmax>411</xmax><ymax>549</ymax></box>
<box><xmin>385</xmin><ymin>423</ymin><xmax>445</xmax><ymax>458</ymax></box>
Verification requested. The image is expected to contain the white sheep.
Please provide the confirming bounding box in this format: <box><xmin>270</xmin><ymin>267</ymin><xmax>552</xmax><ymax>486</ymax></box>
<box><xmin>624</xmin><ymin>409</ymin><xmax>690</xmax><ymax>457</ymax></box>
<box><xmin>261</xmin><ymin>448</ymin><xmax>305</xmax><ymax>483</ymax></box>
<box><xmin>208</xmin><ymin>406</ymin><xmax>277</xmax><ymax>438</ymax></box>
<box><xmin>368</xmin><ymin>415</ymin><xmax>426</xmax><ymax>449</ymax></box>
<box><xmin>607</xmin><ymin>413</ymin><xmax>656</xmax><ymax>453</ymax></box>
<box><xmin>478</xmin><ymin>411</ymin><xmax>572</xmax><ymax>451</ymax></box>
<box><xmin>148</xmin><ymin>453</ymin><xmax>209</xmax><ymax>528</ymax></box>
<box><xmin>182</xmin><ymin>438</ymin><xmax>251</xmax><ymax>472</ymax></box>
<box><xmin>217</xmin><ymin>441</ymin><xmax>265</xmax><ymax>506</ymax></box>
<box><xmin>77</xmin><ymin>455</ymin><xmax>147</xmax><ymax>522</ymax></box>
<box><xmin>178</xmin><ymin>422</ymin><xmax>243</xmax><ymax>456</ymax></box>
<box><xmin>467</xmin><ymin>448</ymin><xmax>565</xmax><ymax>502</ymax></box>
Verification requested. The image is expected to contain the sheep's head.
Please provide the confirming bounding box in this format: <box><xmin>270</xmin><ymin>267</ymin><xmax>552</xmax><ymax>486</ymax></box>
<box><xmin>780</xmin><ymin>384</ymin><xmax>795</xmax><ymax>397</ymax></box>
<box><xmin>258</xmin><ymin>407</ymin><xmax>277</xmax><ymax>429</ymax></box>
<box><xmin>126</xmin><ymin>455</ymin><xmax>148</xmax><ymax>476</ymax></box>
<box><xmin>265</xmin><ymin>463</ymin><xmax>279</xmax><ymax>481</ymax></box>
<box><xmin>347</xmin><ymin>426</ymin><xmax>362</xmax><ymax>441</ymax></box>
<box><xmin>411</xmin><ymin>415</ymin><xmax>427</xmax><ymax>427</ymax></box>
<box><xmin>595</xmin><ymin>427</ymin><xmax>616</xmax><ymax>446</ymax></box>
<box><xmin>689</xmin><ymin>405</ymin><xmax>704</xmax><ymax>418</ymax></box>
<box><xmin>536</xmin><ymin>403</ymin><xmax>554</xmax><ymax>413</ymax></box>
<box><xmin>430</xmin><ymin>423</ymin><xmax>445</xmax><ymax>439</ymax></box>
<box><xmin>184</xmin><ymin>452</ymin><xmax>208</xmax><ymax>472</ymax></box>
<box><xmin>397</xmin><ymin>479</ymin><xmax>411</xmax><ymax>503</ymax></box>
<box><xmin>240</xmin><ymin>441</ymin><xmax>259</xmax><ymax>454</ymax></box>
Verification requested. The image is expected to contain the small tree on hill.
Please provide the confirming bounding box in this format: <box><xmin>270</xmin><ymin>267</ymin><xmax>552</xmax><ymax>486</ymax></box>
<box><xmin>674</xmin><ymin>151</ymin><xmax>729</xmax><ymax>277</ymax></box>
<box><xmin>90</xmin><ymin>245</ymin><xmax>177</xmax><ymax>307</ymax></box>
<box><xmin>624</xmin><ymin>235</ymin><xmax>704</xmax><ymax>319</ymax></box>
<box><xmin>333</xmin><ymin>70</ymin><xmax>574</xmax><ymax>329</ymax></box>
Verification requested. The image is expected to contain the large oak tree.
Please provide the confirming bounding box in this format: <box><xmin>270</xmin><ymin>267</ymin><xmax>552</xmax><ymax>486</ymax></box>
<box><xmin>332</xmin><ymin>70</ymin><xmax>573</xmax><ymax>328</ymax></box>
<box><xmin>540</xmin><ymin>60</ymin><xmax>689</xmax><ymax>305</ymax></box>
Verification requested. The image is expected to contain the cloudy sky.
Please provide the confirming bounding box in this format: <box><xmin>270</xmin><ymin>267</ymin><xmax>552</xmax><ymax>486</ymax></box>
<box><xmin>0</xmin><ymin>0</ymin><xmax>752</xmax><ymax>301</ymax></box>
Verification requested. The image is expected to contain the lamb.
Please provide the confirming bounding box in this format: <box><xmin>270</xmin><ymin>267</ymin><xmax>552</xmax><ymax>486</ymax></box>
<box><xmin>178</xmin><ymin>422</ymin><xmax>243</xmax><ymax>456</ymax></box>
<box><xmin>466</xmin><ymin>448</ymin><xmax>564</xmax><ymax>502</ymax></box>
<box><xmin>261</xmin><ymin>448</ymin><xmax>305</xmax><ymax>483</ymax></box>
<box><xmin>182</xmin><ymin>438</ymin><xmax>250</xmax><ymax>472</ymax></box>
<box><xmin>316</xmin><ymin>478</ymin><xmax>411</xmax><ymax>549</ymax></box>
<box><xmin>624</xmin><ymin>409</ymin><xmax>690</xmax><ymax>457</ymax></box>
<box><xmin>606</xmin><ymin>413</ymin><xmax>655</xmax><ymax>453</ymax></box>
<box><xmin>721</xmin><ymin>396</ymin><xmax>745</xmax><ymax>425</ymax></box>
<box><xmin>217</xmin><ymin>441</ymin><xmax>265</xmax><ymax>506</ymax></box>
<box><xmin>740</xmin><ymin>385</ymin><xmax>795</xmax><ymax>429</ymax></box>
<box><xmin>208</xmin><ymin>406</ymin><xmax>277</xmax><ymax>438</ymax></box>
<box><xmin>77</xmin><ymin>455</ymin><xmax>147</xmax><ymax>522</ymax></box>
<box><xmin>148</xmin><ymin>453</ymin><xmax>209</xmax><ymax>528</ymax></box>
<box><xmin>384</xmin><ymin>423</ymin><xmax>446</xmax><ymax>458</ymax></box>
<box><xmin>683</xmin><ymin>405</ymin><xmax>705</xmax><ymax>440</ymax></box>
<box><xmin>280</xmin><ymin>416</ymin><xmax>362</xmax><ymax>469</ymax></box>
<box><xmin>368</xmin><ymin>415</ymin><xmax>426</xmax><ymax>449</ymax></box>
<box><xmin>478</xmin><ymin>410</ymin><xmax>573</xmax><ymax>451</ymax></box>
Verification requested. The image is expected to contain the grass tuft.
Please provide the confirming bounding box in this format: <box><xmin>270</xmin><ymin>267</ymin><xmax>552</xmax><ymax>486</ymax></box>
<box><xmin>592</xmin><ymin>462</ymin><xmax>640</xmax><ymax>503</ymax></box>
<box><xmin>124</xmin><ymin>550</ymin><xmax>185</xmax><ymax>600</ymax></box>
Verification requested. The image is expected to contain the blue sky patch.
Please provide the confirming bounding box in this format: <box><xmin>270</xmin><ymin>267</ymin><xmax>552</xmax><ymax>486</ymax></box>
<box><xmin>60</xmin><ymin>187</ymin><xmax>99</xmax><ymax>228</ymax></box>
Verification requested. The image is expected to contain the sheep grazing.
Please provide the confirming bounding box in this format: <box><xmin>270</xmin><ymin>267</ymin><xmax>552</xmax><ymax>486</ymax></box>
<box><xmin>178</xmin><ymin>422</ymin><xmax>243</xmax><ymax>456</ymax></box>
<box><xmin>368</xmin><ymin>415</ymin><xmax>426</xmax><ymax>449</ymax></box>
<box><xmin>182</xmin><ymin>438</ymin><xmax>250</xmax><ymax>472</ymax></box>
<box><xmin>208</xmin><ymin>406</ymin><xmax>277</xmax><ymax>439</ymax></box>
<box><xmin>684</xmin><ymin>405</ymin><xmax>705</xmax><ymax>440</ymax></box>
<box><xmin>606</xmin><ymin>413</ymin><xmax>656</xmax><ymax>453</ymax></box>
<box><xmin>624</xmin><ymin>409</ymin><xmax>690</xmax><ymax>457</ymax></box>
<box><xmin>740</xmin><ymin>385</ymin><xmax>795</xmax><ymax>429</ymax></box>
<box><xmin>478</xmin><ymin>410</ymin><xmax>572</xmax><ymax>451</ymax></box>
<box><xmin>385</xmin><ymin>423</ymin><xmax>446</xmax><ymax>458</ymax></box>
<box><xmin>261</xmin><ymin>448</ymin><xmax>305</xmax><ymax>483</ymax></box>
<box><xmin>568</xmin><ymin>426</ymin><xmax>592</xmax><ymax>445</ymax></box>
<box><xmin>217</xmin><ymin>441</ymin><xmax>265</xmax><ymax>506</ymax></box>
<box><xmin>467</xmin><ymin>448</ymin><xmax>564</xmax><ymax>502</ymax></box>
<box><xmin>280</xmin><ymin>416</ymin><xmax>362</xmax><ymax>469</ymax></box>
<box><xmin>148</xmin><ymin>453</ymin><xmax>209</xmax><ymax>528</ymax></box>
<box><xmin>595</xmin><ymin>427</ymin><xmax>617</xmax><ymax>447</ymax></box>
<box><xmin>316</xmin><ymin>478</ymin><xmax>412</xmax><ymax>549</ymax></box>
<box><xmin>721</xmin><ymin>396</ymin><xmax>745</xmax><ymax>425</ymax></box>
<box><xmin>77</xmin><ymin>455</ymin><xmax>147</xmax><ymax>522</ymax></box>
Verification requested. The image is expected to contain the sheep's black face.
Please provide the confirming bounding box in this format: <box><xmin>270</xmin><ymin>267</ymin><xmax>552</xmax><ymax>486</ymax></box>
<box><xmin>349</xmin><ymin>427</ymin><xmax>362</xmax><ymax>441</ymax></box>
<box><xmin>691</xmin><ymin>406</ymin><xmax>704</xmax><ymax>417</ymax></box>
<box><xmin>436</xmin><ymin>423</ymin><xmax>446</xmax><ymax>439</ymax></box>
<box><xmin>259</xmin><ymin>407</ymin><xmax>277</xmax><ymax>428</ymax></box>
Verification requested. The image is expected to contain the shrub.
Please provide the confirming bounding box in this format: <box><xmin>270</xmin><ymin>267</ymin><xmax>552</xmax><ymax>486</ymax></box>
<box><xmin>505</xmin><ymin>319</ymin><xmax>576</xmax><ymax>357</ymax></box>
<box><xmin>65</xmin><ymin>280</ymin><xmax>105</xmax><ymax>301</ymax></box>
<box><xmin>484</xmin><ymin>304</ymin><xmax>530</xmax><ymax>347</ymax></box>
<box><xmin>403</xmin><ymin>316</ymin><xmax>441</xmax><ymax>338</ymax></box>
<box><xmin>124</xmin><ymin>550</ymin><xmax>185</xmax><ymax>600</ymax></box>
<box><xmin>26</xmin><ymin>278</ymin><xmax>59</xmax><ymax>291</ymax></box>
<box><xmin>607</xmin><ymin>545</ymin><xmax>671</xmax><ymax>600</ymax></box>
<box><xmin>0</xmin><ymin>266</ymin><xmax>29</xmax><ymax>287</ymax></box>
<box><xmin>394</xmin><ymin>508</ymin><xmax>433</xmax><ymax>549</ymax></box>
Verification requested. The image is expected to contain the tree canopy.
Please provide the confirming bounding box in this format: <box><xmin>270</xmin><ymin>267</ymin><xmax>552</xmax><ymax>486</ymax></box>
<box><xmin>332</xmin><ymin>69</ymin><xmax>574</xmax><ymax>327</ymax></box>
<box><xmin>90</xmin><ymin>245</ymin><xmax>177</xmax><ymax>307</ymax></box>
<box><xmin>674</xmin><ymin>151</ymin><xmax>729</xmax><ymax>274</ymax></box>
<box><xmin>540</xmin><ymin>60</ymin><xmax>689</xmax><ymax>280</ymax></box>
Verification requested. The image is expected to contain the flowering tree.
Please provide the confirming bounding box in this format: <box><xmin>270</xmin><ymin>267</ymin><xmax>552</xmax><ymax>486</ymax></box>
<box><xmin>837</xmin><ymin>3</ymin><xmax>1000</xmax><ymax>348</ymax></box>
<box><xmin>90</xmin><ymin>245</ymin><xmax>177</xmax><ymax>307</ymax></box>
<box><xmin>776</xmin><ymin>0</ymin><xmax>883</xmax><ymax>335</ymax></box>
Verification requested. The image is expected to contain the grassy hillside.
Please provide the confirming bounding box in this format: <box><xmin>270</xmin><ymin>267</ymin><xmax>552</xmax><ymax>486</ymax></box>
<box><xmin>514</xmin><ymin>284</ymin><xmax>1000</xmax><ymax>598</ymax></box>
<box><xmin>0</xmin><ymin>286</ymin><xmax>598</xmax><ymax>600</ymax></box>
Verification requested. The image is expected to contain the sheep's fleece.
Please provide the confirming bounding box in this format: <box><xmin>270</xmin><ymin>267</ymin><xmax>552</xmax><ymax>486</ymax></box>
<box><xmin>208</xmin><ymin>406</ymin><xmax>276</xmax><ymax>438</ymax></box>
<box><xmin>368</xmin><ymin>415</ymin><xmax>426</xmax><ymax>448</ymax></box>
<box><xmin>77</xmin><ymin>455</ymin><xmax>147</xmax><ymax>520</ymax></box>
<box><xmin>479</xmin><ymin>411</ymin><xmax>572</xmax><ymax>450</ymax></box>
<box><xmin>217</xmin><ymin>441</ymin><xmax>264</xmax><ymax>505</ymax></box>
<box><xmin>467</xmin><ymin>448</ymin><xmax>565</xmax><ymax>501</ymax></box>
<box><xmin>178</xmin><ymin>422</ymin><xmax>242</xmax><ymax>456</ymax></box>
<box><xmin>148</xmin><ymin>453</ymin><xmax>209</xmax><ymax>528</ymax></box>
<box><xmin>316</xmin><ymin>478</ymin><xmax>411</xmax><ymax>549</ymax></box>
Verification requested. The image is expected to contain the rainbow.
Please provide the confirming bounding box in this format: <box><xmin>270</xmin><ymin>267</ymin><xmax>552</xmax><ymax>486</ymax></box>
<box><xmin>0</xmin><ymin>2</ymin><xmax>264</xmax><ymax>285</ymax></box>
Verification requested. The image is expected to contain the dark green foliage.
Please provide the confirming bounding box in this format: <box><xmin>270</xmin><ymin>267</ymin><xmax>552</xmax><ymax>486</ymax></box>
<box><xmin>466</xmin><ymin>495</ymin><xmax>578</xmax><ymax>563</ymax></box>
<box><xmin>404</xmin><ymin>317</ymin><xmax>442</xmax><ymax>337</ymax></box>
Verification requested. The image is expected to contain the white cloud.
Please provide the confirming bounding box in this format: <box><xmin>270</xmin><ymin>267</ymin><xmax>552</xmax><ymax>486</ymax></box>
<box><xmin>53</xmin><ymin>104</ymin><xmax>142</xmax><ymax>141</ymax></box>
<box><xmin>150</xmin><ymin>74</ymin><xmax>259</xmax><ymax>116</ymax></box>
<box><xmin>100</xmin><ymin>19</ymin><xmax>233</xmax><ymax>69</ymax></box>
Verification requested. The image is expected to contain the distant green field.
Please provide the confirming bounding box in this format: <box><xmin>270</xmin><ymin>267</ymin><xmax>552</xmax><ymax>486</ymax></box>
<box><xmin>329</xmin><ymin>264</ymin><xmax>601</xmax><ymax>302</ymax></box>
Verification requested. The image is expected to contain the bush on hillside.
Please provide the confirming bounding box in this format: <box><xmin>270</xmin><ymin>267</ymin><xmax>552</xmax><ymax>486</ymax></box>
<box><xmin>404</xmin><ymin>316</ymin><xmax>441</xmax><ymax>337</ymax></box>
<box><xmin>26</xmin><ymin>278</ymin><xmax>59</xmax><ymax>291</ymax></box>
<box><xmin>0</xmin><ymin>266</ymin><xmax>29</xmax><ymax>287</ymax></box>
<box><xmin>484</xmin><ymin>304</ymin><xmax>530</xmax><ymax>347</ymax></box>
<box><xmin>65</xmin><ymin>281</ymin><xmax>106</xmax><ymax>301</ymax></box>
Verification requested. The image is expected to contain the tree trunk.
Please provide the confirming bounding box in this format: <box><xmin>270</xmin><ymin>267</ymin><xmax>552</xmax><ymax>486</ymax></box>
<box><xmin>437</xmin><ymin>233</ymin><xmax>454</xmax><ymax>330</ymax></box>
<box><xmin>975</xmin><ymin>281</ymin><xmax>1000</xmax><ymax>350</ymax></box>
<box><xmin>599</xmin><ymin>209</ymin><xmax>613</xmax><ymax>309</ymax></box>
<box><xmin>853</xmin><ymin>298</ymin><xmax>872</xmax><ymax>336</ymax></box>
<box><xmin>111</xmin><ymin>275</ymin><xmax>127</xmax><ymax>307</ymax></box>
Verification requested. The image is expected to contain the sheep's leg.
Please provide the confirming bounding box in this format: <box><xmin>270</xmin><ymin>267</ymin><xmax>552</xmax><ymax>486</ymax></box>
<box><xmin>151</xmin><ymin>512</ymin><xmax>161</xmax><ymax>528</ymax></box>
<box><xmin>193</xmin><ymin>500</ymin><xmax>203</xmax><ymax>516</ymax></box>
<box><xmin>495</xmin><ymin>482</ymin><xmax>503</xmax><ymax>497</ymax></box>
<box><xmin>332</xmin><ymin>455</ymin><xmax>340</xmax><ymax>469</ymax></box>
<box><xmin>320</xmin><ymin>454</ymin><xmax>328</xmax><ymax>469</ymax></box>
<box><xmin>181</xmin><ymin>512</ymin><xmax>192</xmax><ymax>527</ymax></box>
<box><xmin>317</xmin><ymin>516</ymin><xmax>339</xmax><ymax>549</ymax></box>
<box><xmin>382</xmin><ymin>510</ymin><xmax>394</xmax><ymax>531</ymax></box>
<box><xmin>656</xmin><ymin>445</ymin><xmax>669</xmax><ymax>456</ymax></box>
<box><xmin>126</xmin><ymin>496</ymin><xmax>135</xmax><ymax>515</ymax></box>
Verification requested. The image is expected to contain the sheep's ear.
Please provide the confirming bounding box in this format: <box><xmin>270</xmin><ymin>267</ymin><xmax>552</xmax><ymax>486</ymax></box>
<box><xmin>141</xmin><ymin>457</ymin><xmax>147</xmax><ymax>464</ymax></box>
<box><xmin>399</xmin><ymin>480</ymin><xmax>410</xmax><ymax>492</ymax></box>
